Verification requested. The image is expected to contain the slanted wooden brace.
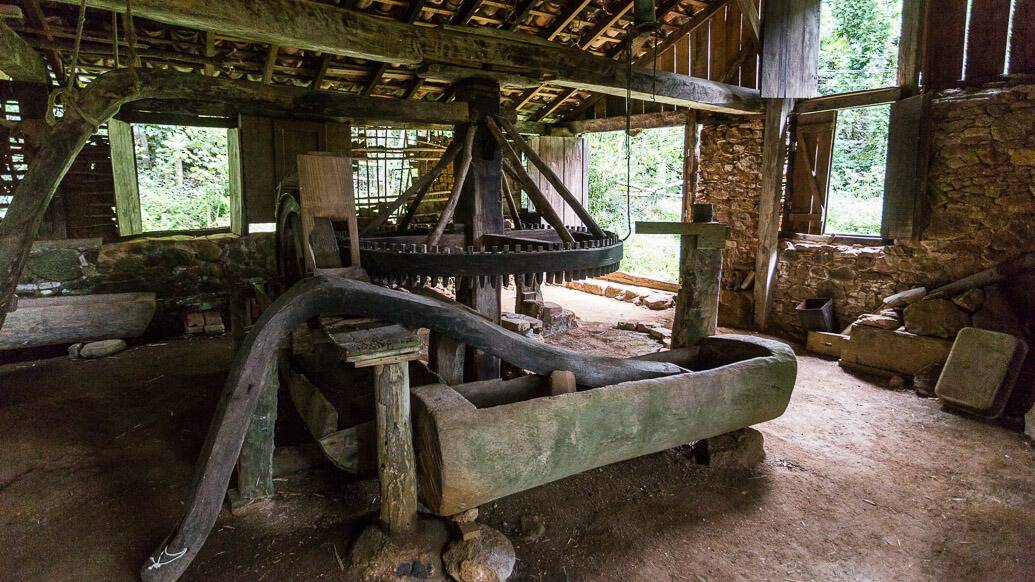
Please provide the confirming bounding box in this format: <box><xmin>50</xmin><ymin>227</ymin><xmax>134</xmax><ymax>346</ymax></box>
<box><xmin>636</xmin><ymin>203</ymin><xmax>728</xmax><ymax>347</ymax></box>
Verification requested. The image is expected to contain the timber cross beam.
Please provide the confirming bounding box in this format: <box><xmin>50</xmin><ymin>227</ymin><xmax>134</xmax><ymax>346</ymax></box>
<box><xmin>48</xmin><ymin>0</ymin><xmax>763</xmax><ymax>115</ymax></box>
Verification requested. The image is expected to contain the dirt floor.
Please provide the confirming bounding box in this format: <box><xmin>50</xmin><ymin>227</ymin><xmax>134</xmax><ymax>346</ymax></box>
<box><xmin>2</xmin><ymin>286</ymin><xmax>1034</xmax><ymax>581</ymax></box>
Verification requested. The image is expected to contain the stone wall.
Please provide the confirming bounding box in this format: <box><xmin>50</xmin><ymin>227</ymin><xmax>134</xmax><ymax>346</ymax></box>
<box><xmin>18</xmin><ymin>233</ymin><xmax>274</xmax><ymax>334</ymax></box>
<box><xmin>696</xmin><ymin>81</ymin><xmax>1035</xmax><ymax>340</ymax></box>
<box><xmin>694</xmin><ymin>114</ymin><xmax>764</xmax><ymax>327</ymax></box>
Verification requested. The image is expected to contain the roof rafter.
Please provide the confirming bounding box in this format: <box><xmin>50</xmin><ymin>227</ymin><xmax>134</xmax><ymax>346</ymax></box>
<box><xmin>48</xmin><ymin>0</ymin><xmax>762</xmax><ymax>114</ymax></box>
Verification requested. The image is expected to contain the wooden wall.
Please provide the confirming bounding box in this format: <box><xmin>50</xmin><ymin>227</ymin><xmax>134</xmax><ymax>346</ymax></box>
<box><xmin>526</xmin><ymin>135</ymin><xmax>589</xmax><ymax>227</ymax></box>
<box><xmin>925</xmin><ymin>0</ymin><xmax>1035</xmax><ymax>90</ymax></box>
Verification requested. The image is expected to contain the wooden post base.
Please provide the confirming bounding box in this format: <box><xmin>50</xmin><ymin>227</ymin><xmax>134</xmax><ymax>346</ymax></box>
<box><xmin>346</xmin><ymin>516</ymin><xmax>452</xmax><ymax>581</ymax></box>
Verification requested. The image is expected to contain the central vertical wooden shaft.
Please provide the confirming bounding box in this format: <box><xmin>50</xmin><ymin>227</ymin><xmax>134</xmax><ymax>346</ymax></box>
<box><xmin>454</xmin><ymin>79</ymin><xmax>504</xmax><ymax>381</ymax></box>
<box><xmin>374</xmin><ymin>361</ymin><xmax>418</xmax><ymax>534</ymax></box>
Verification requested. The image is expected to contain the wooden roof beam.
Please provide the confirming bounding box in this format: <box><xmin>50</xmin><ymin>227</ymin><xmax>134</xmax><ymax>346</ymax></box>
<box><xmin>49</xmin><ymin>0</ymin><xmax>762</xmax><ymax>115</ymax></box>
<box><xmin>0</xmin><ymin>20</ymin><xmax>47</xmax><ymax>82</ymax></box>
<box><xmin>19</xmin><ymin>0</ymin><xmax>62</xmax><ymax>84</ymax></box>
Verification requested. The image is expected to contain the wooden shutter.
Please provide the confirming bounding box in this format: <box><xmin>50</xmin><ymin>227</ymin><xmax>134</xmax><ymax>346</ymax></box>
<box><xmin>881</xmin><ymin>95</ymin><xmax>926</xmax><ymax>241</ymax></box>
<box><xmin>227</xmin><ymin>127</ymin><xmax>245</xmax><ymax>235</ymax></box>
<box><xmin>108</xmin><ymin>119</ymin><xmax>142</xmax><ymax>236</ymax></box>
<box><xmin>784</xmin><ymin>111</ymin><xmax>835</xmax><ymax>234</ymax></box>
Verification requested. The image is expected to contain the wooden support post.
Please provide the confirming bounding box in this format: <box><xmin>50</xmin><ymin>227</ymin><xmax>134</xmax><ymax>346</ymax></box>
<box><xmin>374</xmin><ymin>361</ymin><xmax>418</xmax><ymax>534</ymax></box>
<box><xmin>671</xmin><ymin>204</ymin><xmax>724</xmax><ymax>348</ymax></box>
<box><xmin>454</xmin><ymin>80</ymin><xmax>504</xmax><ymax>382</ymax></box>
<box><xmin>753</xmin><ymin>98</ymin><xmax>794</xmax><ymax>331</ymax></box>
<box><xmin>429</xmin><ymin>331</ymin><xmax>465</xmax><ymax>385</ymax></box>
<box><xmin>234</xmin><ymin>367</ymin><xmax>279</xmax><ymax>506</ymax></box>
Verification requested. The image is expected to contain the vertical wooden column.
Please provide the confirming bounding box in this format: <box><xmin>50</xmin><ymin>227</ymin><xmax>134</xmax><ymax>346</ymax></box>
<box><xmin>753</xmin><ymin>97</ymin><xmax>794</xmax><ymax>331</ymax></box>
<box><xmin>672</xmin><ymin>204</ymin><xmax>724</xmax><ymax>348</ymax></box>
<box><xmin>374</xmin><ymin>361</ymin><xmax>418</xmax><ymax>534</ymax></box>
<box><xmin>454</xmin><ymin>79</ymin><xmax>504</xmax><ymax>381</ymax></box>
<box><xmin>234</xmin><ymin>363</ymin><xmax>278</xmax><ymax>505</ymax></box>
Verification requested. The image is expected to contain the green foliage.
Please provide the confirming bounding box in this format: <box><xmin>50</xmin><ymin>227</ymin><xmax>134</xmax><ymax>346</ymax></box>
<box><xmin>587</xmin><ymin>126</ymin><xmax>684</xmax><ymax>282</ymax></box>
<box><xmin>825</xmin><ymin>104</ymin><xmax>890</xmax><ymax>235</ymax></box>
<box><xmin>819</xmin><ymin>0</ymin><xmax>901</xmax><ymax>95</ymax></box>
<box><xmin>133</xmin><ymin>124</ymin><xmax>232</xmax><ymax>232</ymax></box>
<box><xmin>818</xmin><ymin>0</ymin><xmax>900</xmax><ymax>235</ymax></box>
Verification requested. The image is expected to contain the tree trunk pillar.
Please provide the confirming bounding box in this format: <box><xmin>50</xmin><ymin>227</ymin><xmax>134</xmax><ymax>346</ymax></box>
<box><xmin>374</xmin><ymin>360</ymin><xmax>418</xmax><ymax>534</ymax></box>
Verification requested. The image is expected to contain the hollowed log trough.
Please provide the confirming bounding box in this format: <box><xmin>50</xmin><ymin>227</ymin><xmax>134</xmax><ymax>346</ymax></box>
<box><xmin>414</xmin><ymin>335</ymin><xmax>796</xmax><ymax>516</ymax></box>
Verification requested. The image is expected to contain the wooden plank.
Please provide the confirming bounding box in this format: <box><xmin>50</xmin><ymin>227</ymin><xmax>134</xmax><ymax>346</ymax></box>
<box><xmin>881</xmin><ymin>95</ymin><xmax>925</xmax><ymax>241</ymax></box>
<box><xmin>760</xmin><ymin>0</ymin><xmax>821</xmax><ymax>98</ymax></box>
<box><xmin>239</xmin><ymin>116</ymin><xmax>276</xmax><ymax>224</ymax></box>
<box><xmin>636</xmin><ymin>221</ymin><xmax>729</xmax><ymax>248</ymax></box>
<box><xmin>676</xmin><ymin>34</ymin><xmax>691</xmax><ymax>75</ymax></box>
<box><xmin>227</xmin><ymin>127</ymin><xmax>244</xmax><ymax>235</ymax></box>
<box><xmin>725</xmin><ymin>0</ymin><xmax>742</xmax><ymax>84</ymax></box>
<box><xmin>753</xmin><ymin>98</ymin><xmax>793</xmax><ymax>330</ymax></box>
<box><xmin>923</xmin><ymin>0</ymin><xmax>967</xmax><ymax>88</ymax></box>
<box><xmin>786</xmin><ymin>110</ymin><xmax>835</xmax><ymax>234</ymax></box>
<box><xmin>51</xmin><ymin>0</ymin><xmax>762</xmax><ymax>114</ymax></box>
<box><xmin>897</xmin><ymin>0</ymin><xmax>925</xmax><ymax>95</ymax></box>
<box><xmin>0</xmin><ymin>21</ymin><xmax>48</xmax><ymax>82</ymax></box>
<box><xmin>806</xmin><ymin>331</ymin><xmax>849</xmax><ymax>357</ymax></box>
<box><xmin>0</xmin><ymin>292</ymin><xmax>156</xmax><ymax>350</ymax></box>
<box><xmin>965</xmin><ymin>0</ymin><xmax>1011</xmax><ymax>80</ymax></box>
<box><xmin>296</xmin><ymin>152</ymin><xmax>358</xmax><ymax>271</ymax></box>
<box><xmin>691</xmin><ymin>22</ymin><xmax>710</xmax><ymax>79</ymax></box>
<box><xmin>332</xmin><ymin>324</ymin><xmax>422</xmax><ymax>360</ymax></box>
<box><xmin>710</xmin><ymin>2</ymin><xmax>727</xmax><ymax>81</ymax></box>
<box><xmin>794</xmin><ymin>86</ymin><xmax>901</xmax><ymax>114</ymax></box>
<box><xmin>108</xmin><ymin>119</ymin><xmax>142</xmax><ymax>236</ymax></box>
<box><xmin>1009</xmin><ymin>0</ymin><xmax>1035</xmax><ymax>74</ymax></box>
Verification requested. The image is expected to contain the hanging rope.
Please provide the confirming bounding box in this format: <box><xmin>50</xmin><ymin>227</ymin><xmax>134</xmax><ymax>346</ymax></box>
<box><xmin>622</xmin><ymin>36</ymin><xmax>634</xmax><ymax>242</ymax></box>
<box><xmin>66</xmin><ymin>0</ymin><xmax>89</xmax><ymax>92</ymax></box>
<box><xmin>620</xmin><ymin>29</ymin><xmax>661</xmax><ymax>242</ymax></box>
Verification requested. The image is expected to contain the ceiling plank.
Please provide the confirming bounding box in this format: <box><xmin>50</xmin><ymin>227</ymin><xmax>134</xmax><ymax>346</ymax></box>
<box><xmin>563</xmin><ymin>0</ymin><xmax>730</xmax><ymax>120</ymax></box>
<box><xmin>49</xmin><ymin>0</ymin><xmax>762</xmax><ymax>114</ymax></box>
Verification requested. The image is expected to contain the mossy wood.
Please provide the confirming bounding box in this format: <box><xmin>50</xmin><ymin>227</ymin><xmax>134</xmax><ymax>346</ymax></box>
<box><xmin>413</xmin><ymin>335</ymin><xmax>797</xmax><ymax>516</ymax></box>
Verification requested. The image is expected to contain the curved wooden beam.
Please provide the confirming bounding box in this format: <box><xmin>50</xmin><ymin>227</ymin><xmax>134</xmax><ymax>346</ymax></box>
<box><xmin>142</xmin><ymin>273</ymin><xmax>685</xmax><ymax>581</ymax></box>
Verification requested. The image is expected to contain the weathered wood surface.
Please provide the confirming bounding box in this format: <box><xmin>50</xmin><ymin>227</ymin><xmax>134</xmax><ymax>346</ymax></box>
<box><xmin>414</xmin><ymin>335</ymin><xmax>796</xmax><ymax>515</ymax></box>
<box><xmin>236</xmin><ymin>367</ymin><xmax>278</xmax><ymax>503</ymax></box>
<box><xmin>635</xmin><ymin>221</ymin><xmax>728</xmax><ymax>248</ymax></box>
<box><xmin>426</xmin><ymin>125</ymin><xmax>476</xmax><ymax>247</ymax></box>
<box><xmin>296</xmin><ymin>153</ymin><xmax>358</xmax><ymax>270</ymax></box>
<box><xmin>0</xmin><ymin>292</ymin><xmax>155</xmax><ymax>350</ymax></box>
<box><xmin>496</xmin><ymin>116</ymin><xmax>604</xmax><ymax>237</ymax></box>
<box><xmin>841</xmin><ymin>326</ymin><xmax>952</xmax><ymax>376</ymax></box>
<box><xmin>794</xmin><ymin>87</ymin><xmax>901</xmax><ymax>114</ymax></box>
<box><xmin>51</xmin><ymin>0</ymin><xmax>763</xmax><ymax>114</ymax></box>
<box><xmin>375</xmin><ymin>361</ymin><xmax>418</xmax><ymax>533</ymax></box>
<box><xmin>141</xmin><ymin>274</ymin><xmax>684</xmax><ymax>582</ymax></box>
<box><xmin>488</xmin><ymin>119</ymin><xmax>576</xmax><ymax>244</ymax></box>
<box><xmin>753</xmin><ymin>98</ymin><xmax>794</xmax><ymax>330</ymax></box>
<box><xmin>0</xmin><ymin>20</ymin><xmax>47</xmax><ymax>82</ymax></box>
<box><xmin>671</xmin><ymin>240</ymin><xmax>723</xmax><ymax>348</ymax></box>
<box><xmin>760</xmin><ymin>0</ymin><xmax>821</xmax><ymax>99</ymax></box>
<box><xmin>881</xmin><ymin>95</ymin><xmax>926</xmax><ymax>241</ymax></box>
